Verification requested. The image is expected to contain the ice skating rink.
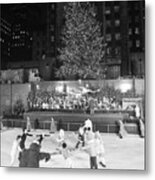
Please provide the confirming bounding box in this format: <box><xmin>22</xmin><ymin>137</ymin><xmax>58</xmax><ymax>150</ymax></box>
<box><xmin>0</xmin><ymin>128</ymin><xmax>145</xmax><ymax>170</ymax></box>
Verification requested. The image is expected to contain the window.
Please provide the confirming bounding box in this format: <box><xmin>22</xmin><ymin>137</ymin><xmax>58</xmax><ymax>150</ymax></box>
<box><xmin>136</xmin><ymin>40</ymin><xmax>140</xmax><ymax>47</ymax></box>
<box><xmin>115</xmin><ymin>33</ymin><xmax>121</xmax><ymax>40</ymax></box>
<box><xmin>50</xmin><ymin>25</ymin><xmax>54</xmax><ymax>31</ymax></box>
<box><xmin>115</xmin><ymin>20</ymin><xmax>120</xmax><ymax>26</ymax></box>
<box><xmin>106</xmin><ymin>34</ymin><xmax>112</xmax><ymax>41</ymax></box>
<box><xmin>135</xmin><ymin>16</ymin><xmax>139</xmax><ymax>22</ymax></box>
<box><xmin>107</xmin><ymin>48</ymin><xmax>110</xmax><ymax>55</ymax></box>
<box><xmin>51</xmin><ymin>4</ymin><xmax>55</xmax><ymax>10</ymax></box>
<box><xmin>117</xmin><ymin>47</ymin><xmax>121</xmax><ymax>55</ymax></box>
<box><xmin>135</xmin><ymin>27</ymin><xmax>139</xmax><ymax>34</ymax></box>
<box><xmin>106</xmin><ymin>20</ymin><xmax>111</xmax><ymax>27</ymax></box>
<box><xmin>51</xmin><ymin>36</ymin><xmax>54</xmax><ymax>42</ymax></box>
<box><xmin>106</xmin><ymin>47</ymin><xmax>111</xmax><ymax>55</ymax></box>
<box><xmin>128</xmin><ymin>28</ymin><xmax>132</xmax><ymax>35</ymax></box>
<box><xmin>128</xmin><ymin>41</ymin><xmax>132</xmax><ymax>48</ymax></box>
<box><xmin>114</xmin><ymin>6</ymin><xmax>120</xmax><ymax>12</ymax></box>
<box><xmin>105</xmin><ymin>9</ymin><xmax>111</xmax><ymax>15</ymax></box>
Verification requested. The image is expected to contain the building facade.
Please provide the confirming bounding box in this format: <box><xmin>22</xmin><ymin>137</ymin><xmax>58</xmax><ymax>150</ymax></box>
<box><xmin>1</xmin><ymin>1</ymin><xmax>145</xmax><ymax>80</ymax></box>
<box><xmin>32</xmin><ymin>3</ymin><xmax>57</xmax><ymax>62</ymax></box>
<box><xmin>11</xmin><ymin>23</ymin><xmax>33</xmax><ymax>62</ymax></box>
<box><xmin>0</xmin><ymin>17</ymin><xmax>11</xmax><ymax>69</ymax></box>
<box><xmin>97</xmin><ymin>0</ymin><xmax>145</xmax><ymax>78</ymax></box>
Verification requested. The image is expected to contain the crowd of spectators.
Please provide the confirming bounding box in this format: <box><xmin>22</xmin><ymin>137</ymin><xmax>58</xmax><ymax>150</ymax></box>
<box><xmin>27</xmin><ymin>91</ymin><xmax>122</xmax><ymax>112</ymax></box>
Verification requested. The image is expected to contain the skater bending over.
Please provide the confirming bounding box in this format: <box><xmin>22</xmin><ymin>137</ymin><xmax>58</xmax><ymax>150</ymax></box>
<box><xmin>19</xmin><ymin>136</ymin><xmax>50</xmax><ymax>168</ymax></box>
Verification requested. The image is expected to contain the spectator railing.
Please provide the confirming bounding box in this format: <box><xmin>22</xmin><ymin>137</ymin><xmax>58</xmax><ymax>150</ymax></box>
<box><xmin>1</xmin><ymin>118</ymin><xmax>119</xmax><ymax>133</ymax></box>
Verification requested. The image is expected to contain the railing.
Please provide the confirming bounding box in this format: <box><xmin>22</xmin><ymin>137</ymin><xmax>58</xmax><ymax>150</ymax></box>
<box><xmin>1</xmin><ymin>119</ymin><xmax>119</xmax><ymax>133</ymax></box>
<box><xmin>27</xmin><ymin>108</ymin><xmax>133</xmax><ymax>115</ymax></box>
<box><xmin>1</xmin><ymin>118</ymin><xmax>139</xmax><ymax>134</ymax></box>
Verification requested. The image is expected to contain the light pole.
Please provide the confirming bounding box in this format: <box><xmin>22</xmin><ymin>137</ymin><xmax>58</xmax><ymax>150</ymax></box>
<box><xmin>8</xmin><ymin>80</ymin><xmax>13</xmax><ymax>114</ymax></box>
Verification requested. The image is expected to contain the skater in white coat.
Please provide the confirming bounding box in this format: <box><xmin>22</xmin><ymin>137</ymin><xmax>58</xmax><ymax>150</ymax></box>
<box><xmin>10</xmin><ymin>135</ymin><xmax>22</xmax><ymax>166</ymax></box>
<box><xmin>95</xmin><ymin>131</ymin><xmax>106</xmax><ymax>168</ymax></box>
<box><xmin>57</xmin><ymin>129</ymin><xmax>65</xmax><ymax>146</ymax></box>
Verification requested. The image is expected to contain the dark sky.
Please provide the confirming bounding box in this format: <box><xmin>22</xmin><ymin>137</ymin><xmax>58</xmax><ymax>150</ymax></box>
<box><xmin>1</xmin><ymin>3</ymin><xmax>49</xmax><ymax>30</ymax></box>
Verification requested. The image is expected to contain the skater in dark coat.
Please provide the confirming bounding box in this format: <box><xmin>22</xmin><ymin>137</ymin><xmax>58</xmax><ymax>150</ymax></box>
<box><xmin>19</xmin><ymin>139</ymin><xmax>50</xmax><ymax>168</ymax></box>
<box><xmin>19</xmin><ymin>128</ymin><xmax>33</xmax><ymax>150</ymax></box>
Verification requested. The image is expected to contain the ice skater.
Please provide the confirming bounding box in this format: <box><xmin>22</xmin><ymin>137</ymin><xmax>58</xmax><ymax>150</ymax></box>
<box><xmin>84</xmin><ymin>118</ymin><xmax>93</xmax><ymax>132</ymax></box>
<box><xmin>75</xmin><ymin>126</ymin><xmax>85</xmax><ymax>149</ymax></box>
<box><xmin>19</xmin><ymin>136</ymin><xmax>51</xmax><ymax>168</ymax></box>
<box><xmin>26</xmin><ymin>116</ymin><xmax>31</xmax><ymax>132</ymax></box>
<box><xmin>95</xmin><ymin>131</ymin><xmax>106</xmax><ymax>168</ymax></box>
<box><xmin>56</xmin><ymin>129</ymin><xmax>65</xmax><ymax>146</ymax></box>
<box><xmin>118</xmin><ymin>120</ymin><xmax>127</xmax><ymax>139</ymax></box>
<box><xmin>50</xmin><ymin>117</ymin><xmax>56</xmax><ymax>134</ymax></box>
<box><xmin>139</xmin><ymin>118</ymin><xmax>145</xmax><ymax>138</ymax></box>
<box><xmin>81</xmin><ymin>131</ymin><xmax>98</xmax><ymax>169</ymax></box>
<box><xmin>19</xmin><ymin>128</ymin><xmax>33</xmax><ymax>151</ymax></box>
<box><xmin>52</xmin><ymin>142</ymin><xmax>74</xmax><ymax>168</ymax></box>
<box><xmin>10</xmin><ymin>135</ymin><xmax>22</xmax><ymax>166</ymax></box>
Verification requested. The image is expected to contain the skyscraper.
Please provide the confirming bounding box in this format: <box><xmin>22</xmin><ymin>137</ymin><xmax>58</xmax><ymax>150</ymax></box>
<box><xmin>97</xmin><ymin>0</ymin><xmax>145</xmax><ymax>78</ymax></box>
<box><xmin>0</xmin><ymin>17</ymin><xmax>11</xmax><ymax>69</ymax></box>
<box><xmin>11</xmin><ymin>23</ymin><xmax>32</xmax><ymax>62</ymax></box>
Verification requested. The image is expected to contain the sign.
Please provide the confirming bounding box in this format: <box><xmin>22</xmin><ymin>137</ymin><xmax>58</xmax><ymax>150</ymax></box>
<box><xmin>122</xmin><ymin>97</ymin><xmax>144</xmax><ymax>118</ymax></box>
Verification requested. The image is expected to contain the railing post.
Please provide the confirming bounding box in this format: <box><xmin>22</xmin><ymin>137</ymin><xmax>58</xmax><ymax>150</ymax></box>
<box><xmin>67</xmin><ymin>123</ymin><xmax>70</xmax><ymax>131</ymax></box>
<box><xmin>107</xmin><ymin>124</ymin><xmax>109</xmax><ymax>133</ymax></box>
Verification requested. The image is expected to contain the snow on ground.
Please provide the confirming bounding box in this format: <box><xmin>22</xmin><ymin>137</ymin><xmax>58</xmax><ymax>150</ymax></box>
<box><xmin>0</xmin><ymin>128</ymin><xmax>145</xmax><ymax>170</ymax></box>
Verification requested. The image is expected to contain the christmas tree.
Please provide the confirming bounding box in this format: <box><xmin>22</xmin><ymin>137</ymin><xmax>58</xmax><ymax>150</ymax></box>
<box><xmin>56</xmin><ymin>2</ymin><xmax>105</xmax><ymax>80</ymax></box>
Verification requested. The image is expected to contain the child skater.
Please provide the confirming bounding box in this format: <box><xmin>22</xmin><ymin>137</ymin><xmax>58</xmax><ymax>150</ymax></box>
<box><xmin>56</xmin><ymin>129</ymin><xmax>65</xmax><ymax>146</ymax></box>
<box><xmin>75</xmin><ymin>126</ymin><xmax>85</xmax><ymax>149</ymax></box>
<box><xmin>81</xmin><ymin>131</ymin><xmax>98</xmax><ymax>169</ymax></box>
<box><xmin>52</xmin><ymin>142</ymin><xmax>74</xmax><ymax>168</ymax></box>
<box><xmin>95</xmin><ymin>131</ymin><xmax>106</xmax><ymax>168</ymax></box>
<box><xmin>10</xmin><ymin>135</ymin><xmax>22</xmax><ymax>166</ymax></box>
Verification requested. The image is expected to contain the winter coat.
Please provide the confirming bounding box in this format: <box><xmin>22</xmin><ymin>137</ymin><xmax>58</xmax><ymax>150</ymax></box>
<box><xmin>19</xmin><ymin>143</ymin><xmax>50</xmax><ymax>168</ymax></box>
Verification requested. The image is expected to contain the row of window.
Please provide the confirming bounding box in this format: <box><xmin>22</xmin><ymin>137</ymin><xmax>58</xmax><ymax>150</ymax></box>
<box><xmin>106</xmin><ymin>26</ymin><xmax>141</xmax><ymax>42</ymax></box>
<box><xmin>106</xmin><ymin>39</ymin><xmax>141</xmax><ymax>55</ymax></box>
<box><xmin>106</xmin><ymin>33</ymin><xmax>121</xmax><ymax>41</ymax></box>
<box><xmin>105</xmin><ymin>5</ymin><xmax>120</xmax><ymax>15</ymax></box>
<box><xmin>0</xmin><ymin>37</ymin><xmax>5</xmax><ymax>43</ymax></box>
<box><xmin>129</xmin><ymin>27</ymin><xmax>140</xmax><ymax>35</ymax></box>
<box><xmin>1</xmin><ymin>23</ymin><xmax>11</xmax><ymax>33</ymax></box>
<box><xmin>128</xmin><ymin>40</ymin><xmax>141</xmax><ymax>48</ymax></box>
<box><xmin>1</xmin><ymin>28</ymin><xmax>11</xmax><ymax>36</ymax></box>
<box><xmin>106</xmin><ymin>19</ymin><xmax>120</xmax><ymax>27</ymax></box>
<box><xmin>12</xmin><ymin>43</ymin><xmax>25</xmax><ymax>47</ymax></box>
<box><xmin>106</xmin><ymin>47</ymin><xmax>121</xmax><ymax>55</ymax></box>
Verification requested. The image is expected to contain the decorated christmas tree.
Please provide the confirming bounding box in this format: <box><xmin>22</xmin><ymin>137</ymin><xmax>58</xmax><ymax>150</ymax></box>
<box><xmin>56</xmin><ymin>2</ymin><xmax>105</xmax><ymax>80</ymax></box>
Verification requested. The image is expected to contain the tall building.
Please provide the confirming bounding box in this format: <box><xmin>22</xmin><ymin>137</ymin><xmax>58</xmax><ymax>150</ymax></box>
<box><xmin>0</xmin><ymin>17</ymin><xmax>11</xmax><ymax>69</ymax></box>
<box><xmin>98</xmin><ymin>0</ymin><xmax>145</xmax><ymax>78</ymax></box>
<box><xmin>11</xmin><ymin>23</ymin><xmax>32</xmax><ymax>62</ymax></box>
<box><xmin>32</xmin><ymin>3</ymin><xmax>57</xmax><ymax>61</ymax></box>
<box><xmin>128</xmin><ymin>1</ymin><xmax>145</xmax><ymax>77</ymax></box>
